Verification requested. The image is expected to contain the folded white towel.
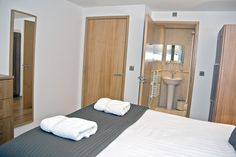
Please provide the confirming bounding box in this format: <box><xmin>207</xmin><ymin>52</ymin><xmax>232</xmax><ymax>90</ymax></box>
<box><xmin>40</xmin><ymin>116</ymin><xmax>97</xmax><ymax>141</ymax></box>
<box><xmin>94</xmin><ymin>98</ymin><xmax>111</xmax><ymax>111</ymax></box>
<box><xmin>40</xmin><ymin>115</ymin><xmax>67</xmax><ymax>133</ymax></box>
<box><xmin>52</xmin><ymin>118</ymin><xmax>98</xmax><ymax>141</ymax></box>
<box><xmin>104</xmin><ymin>100</ymin><xmax>131</xmax><ymax>116</ymax></box>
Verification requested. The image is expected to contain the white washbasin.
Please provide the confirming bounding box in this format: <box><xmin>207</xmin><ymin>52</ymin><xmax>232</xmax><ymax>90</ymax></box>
<box><xmin>163</xmin><ymin>77</ymin><xmax>182</xmax><ymax>85</ymax></box>
<box><xmin>162</xmin><ymin>76</ymin><xmax>182</xmax><ymax>110</ymax></box>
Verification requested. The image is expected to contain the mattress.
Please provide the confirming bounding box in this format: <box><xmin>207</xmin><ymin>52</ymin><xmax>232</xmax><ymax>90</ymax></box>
<box><xmin>98</xmin><ymin>109</ymin><xmax>236</xmax><ymax>157</ymax></box>
<box><xmin>0</xmin><ymin>105</ymin><xmax>235</xmax><ymax>157</ymax></box>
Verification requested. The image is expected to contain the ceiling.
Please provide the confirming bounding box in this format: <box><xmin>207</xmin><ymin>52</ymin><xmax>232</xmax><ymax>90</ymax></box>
<box><xmin>67</xmin><ymin>0</ymin><xmax>236</xmax><ymax>11</ymax></box>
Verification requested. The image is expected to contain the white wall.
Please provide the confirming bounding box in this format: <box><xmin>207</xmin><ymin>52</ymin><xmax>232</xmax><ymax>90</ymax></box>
<box><xmin>151</xmin><ymin>11</ymin><xmax>236</xmax><ymax>120</ymax></box>
<box><xmin>77</xmin><ymin>5</ymin><xmax>146</xmax><ymax>107</ymax></box>
<box><xmin>0</xmin><ymin>0</ymin><xmax>83</xmax><ymax>136</ymax></box>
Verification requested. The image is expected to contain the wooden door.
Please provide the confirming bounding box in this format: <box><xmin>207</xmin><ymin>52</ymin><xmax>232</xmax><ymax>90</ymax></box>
<box><xmin>23</xmin><ymin>20</ymin><xmax>35</xmax><ymax>109</ymax></box>
<box><xmin>138</xmin><ymin>15</ymin><xmax>154</xmax><ymax>107</ymax></box>
<box><xmin>82</xmin><ymin>16</ymin><xmax>129</xmax><ymax>107</ymax></box>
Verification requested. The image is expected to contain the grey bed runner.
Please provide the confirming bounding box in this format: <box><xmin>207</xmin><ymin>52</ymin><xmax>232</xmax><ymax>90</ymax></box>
<box><xmin>0</xmin><ymin>104</ymin><xmax>147</xmax><ymax>157</ymax></box>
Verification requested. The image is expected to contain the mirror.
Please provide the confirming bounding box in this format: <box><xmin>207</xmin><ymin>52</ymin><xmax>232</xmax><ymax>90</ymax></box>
<box><xmin>153</xmin><ymin>44</ymin><xmax>163</xmax><ymax>62</ymax></box>
<box><xmin>10</xmin><ymin>10</ymin><xmax>37</xmax><ymax>127</ymax></box>
<box><xmin>145</xmin><ymin>44</ymin><xmax>163</xmax><ymax>62</ymax></box>
<box><xmin>166</xmin><ymin>44</ymin><xmax>184</xmax><ymax>63</ymax></box>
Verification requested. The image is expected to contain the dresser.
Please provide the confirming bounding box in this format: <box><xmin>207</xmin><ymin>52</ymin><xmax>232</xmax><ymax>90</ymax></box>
<box><xmin>0</xmin><ymin>75</ymin><xmax>13</xmax><ymax>144</ymax></box>
<box><xmin>209</xmin><ymin>25</ymin><xmax>236</xmax><ymax>125</ymax></box>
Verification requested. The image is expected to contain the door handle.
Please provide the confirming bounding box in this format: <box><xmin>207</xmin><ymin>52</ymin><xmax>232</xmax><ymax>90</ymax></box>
<box><xmin>138</xmin><ymin>76</ymin><xmax>147</xmax><ymax>83</ymax></box>
<box><xmin>113</xmin><ymin>73</ymin><xmax>123</xmax><ymax>77</ymax></box>
<box><xmin>22</xmin><ymin>64</ymin><xmax>32</xmax><ymax>70</ymax></box>
<box><xmin>22</xmin><ymin>64</ymin><xmax>32</xmax><ymax>67</ymax></box>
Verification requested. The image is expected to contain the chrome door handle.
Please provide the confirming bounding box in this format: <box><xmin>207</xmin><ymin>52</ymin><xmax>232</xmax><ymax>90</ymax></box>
<box><xmin>113</xmin><ymin>73</ymin><xmax>123</xmax><ymax>77</ymax></box>
<box><xmin>22</xmin><ymin>64</ymin><xmax>32</xmax><ymax>67</ymax></box>
<box><xmin>138</xmin><ymin>76</ymin><xmax>147</xmax><ymax>83</ymax></box>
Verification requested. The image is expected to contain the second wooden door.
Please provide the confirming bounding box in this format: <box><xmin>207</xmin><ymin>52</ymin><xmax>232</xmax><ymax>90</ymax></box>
<box><xmin>82</xmin><ymin>16</ymin><xmax>129</xmax><ymax>107</ymax></box>
<box><xmin>23</xmin><ymin>20</ymin><xmax>35</xmax><ymax>109</ymax></box>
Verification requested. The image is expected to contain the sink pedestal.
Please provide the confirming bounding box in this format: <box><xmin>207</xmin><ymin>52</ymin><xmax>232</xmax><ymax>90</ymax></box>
<box><xmin>166</xmin><ymin>84</ymin><xmax>175</xmax><ymax>110</ymax></box>
<box><xmin>162</xmin><ymin>76</ymin><xmax>182</xmax><ymax>110</ymax></box>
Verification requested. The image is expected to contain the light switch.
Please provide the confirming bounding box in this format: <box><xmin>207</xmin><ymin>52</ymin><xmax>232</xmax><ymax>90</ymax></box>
<box><xmin>199</xmin><ymin>71</ymin><xmax>205</xmax><ymax>76</ymax></box>
<box><xmin>172</xmin><ymin>12</ymin><xmax>177</xmax><ymax>17</ymax></box>
<box><xmin>129</xmin><ymin>66</ymin><xmax>134</xmax><ymax>71</ymax></box>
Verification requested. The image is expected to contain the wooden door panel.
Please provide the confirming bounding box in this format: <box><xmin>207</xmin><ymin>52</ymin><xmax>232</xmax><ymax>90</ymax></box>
<box><xmin>138</xmin><ymin>15</ymin><xmax>154</xmax><ymax>107</ymax></box>
<box><xmin>109</xmin><ymin>19</ymin><xmax>127</xmax><ymax>99</ymax></box>
<box><xmin>83</xmin><ymin>17</ymin><xmax>128</xmax><ymax>107</ymax></box>
<box><xmin>23</xmin><ymin>21</ymin><xmax>35</xmax><ymax>65</ymax></box>
<box><xmin>23</xmin><ymin>20</ymin><xmax>35</xmax><ymax>109</ymax></box>
<box><xmin>23</xmin><ymin>68</ymin><xmax>33</xmax><ymax>109</ymax></box>
<box><xmin>83</xmin><ymin>19</ymin><xmax>108</xmax><ymax>105</ymax></box>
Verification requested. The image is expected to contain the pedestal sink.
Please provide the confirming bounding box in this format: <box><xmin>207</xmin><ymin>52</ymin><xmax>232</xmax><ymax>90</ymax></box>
<box><xmin>163</xmin><ymin>77</ymin><xmax>182</xmax><ymax>110</ymax></box>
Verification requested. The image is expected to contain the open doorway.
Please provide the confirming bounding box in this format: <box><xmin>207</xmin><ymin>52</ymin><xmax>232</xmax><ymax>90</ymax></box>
<box><xmin>138</xmin><ymin>16</ymin><xmax>199</xmax><ymax>117</ymax></box>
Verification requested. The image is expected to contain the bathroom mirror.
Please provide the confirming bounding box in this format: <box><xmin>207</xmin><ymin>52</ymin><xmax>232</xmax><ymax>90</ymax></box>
<box><xmin>153</xmin><ymin>44</ymin><xmax>163</xmax><ymax>62</ymax></box>
<box><xmin>9</xmin><ymin>10</ymin><xmax>37</xmax><ymax>127</ymax></box>
<box><xmin>166</xmin><ymin>44</ymin><xmax>184</xmax><ymax>63</ymax></box>
<box><xmin>145</xmin><ymin>44</ymin><xmax>163</xmax><ymax>62</ymax></box>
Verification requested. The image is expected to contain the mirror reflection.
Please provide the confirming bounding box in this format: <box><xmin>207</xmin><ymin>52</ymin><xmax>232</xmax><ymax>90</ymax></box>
<box><xmin>145</xmin><ymin>44</ymin><xmax>163</xmax><ymax>62</ymax></box>
<box><xmin>166</xmin><ymin>44</ymin><xmax>184</xmax><ymax>63</ymax></box>
<box><xmin>11</xmin><ymin>10</ymin><xmax>36</xmax><ymax>127</ymax></box>
<box><xmin>153</xmin><ymin>44</ymin><xmax>163</xmax><ymax>62</ymax></box>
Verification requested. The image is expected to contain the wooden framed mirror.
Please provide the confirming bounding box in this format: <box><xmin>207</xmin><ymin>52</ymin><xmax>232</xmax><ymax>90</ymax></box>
<box><xmin>9</xmin><ymin>10</ymin><xmax>37</xmax><ymax>127</ymax></box>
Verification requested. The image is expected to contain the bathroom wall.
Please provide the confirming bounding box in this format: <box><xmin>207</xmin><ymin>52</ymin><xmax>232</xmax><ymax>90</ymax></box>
<box><xmin>159</xmin><ymin>28</ymin><xmax>194</xmax><ymax>109</ymax></box>
<box><xmin>148</xmin><ymin>25</ymin><xmax>194</xmax><ymax>110</ymax></box>
<box><xmin>147</xmin><ymin>25</ymin><xmax>164</xmax><ymax>108</ymax></box>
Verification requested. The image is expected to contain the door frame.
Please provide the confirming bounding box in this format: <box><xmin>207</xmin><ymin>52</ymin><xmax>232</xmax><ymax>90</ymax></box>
<box><xmin>82</xmin><ymin>16</ymin><xmax>129</xmax><ymax>107</ymax></box>
<box><xmin>138</xmin><ymin>19</ymin><xmax>199</xmax><ymax>117</ymax></box>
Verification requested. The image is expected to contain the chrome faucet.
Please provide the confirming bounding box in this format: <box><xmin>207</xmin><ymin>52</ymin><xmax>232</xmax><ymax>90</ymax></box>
<box><xmin>171</xmin><ymin>71</ymin><xmax>175</xmax><ymax>78</ymax></box>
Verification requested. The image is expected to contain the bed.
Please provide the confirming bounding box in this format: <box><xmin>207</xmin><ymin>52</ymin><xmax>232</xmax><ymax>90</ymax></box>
<box><xmin>0</xmin><ymin>104</ymin><xmax>235</xmax><ymax>157</ymax></box>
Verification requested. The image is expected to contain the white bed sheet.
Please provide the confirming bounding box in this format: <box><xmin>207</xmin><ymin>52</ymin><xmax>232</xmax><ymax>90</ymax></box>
<box><xmin>98</xmin><ymin>109</ymin><xmax>236</xmax><ymax>157</ymax></box>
